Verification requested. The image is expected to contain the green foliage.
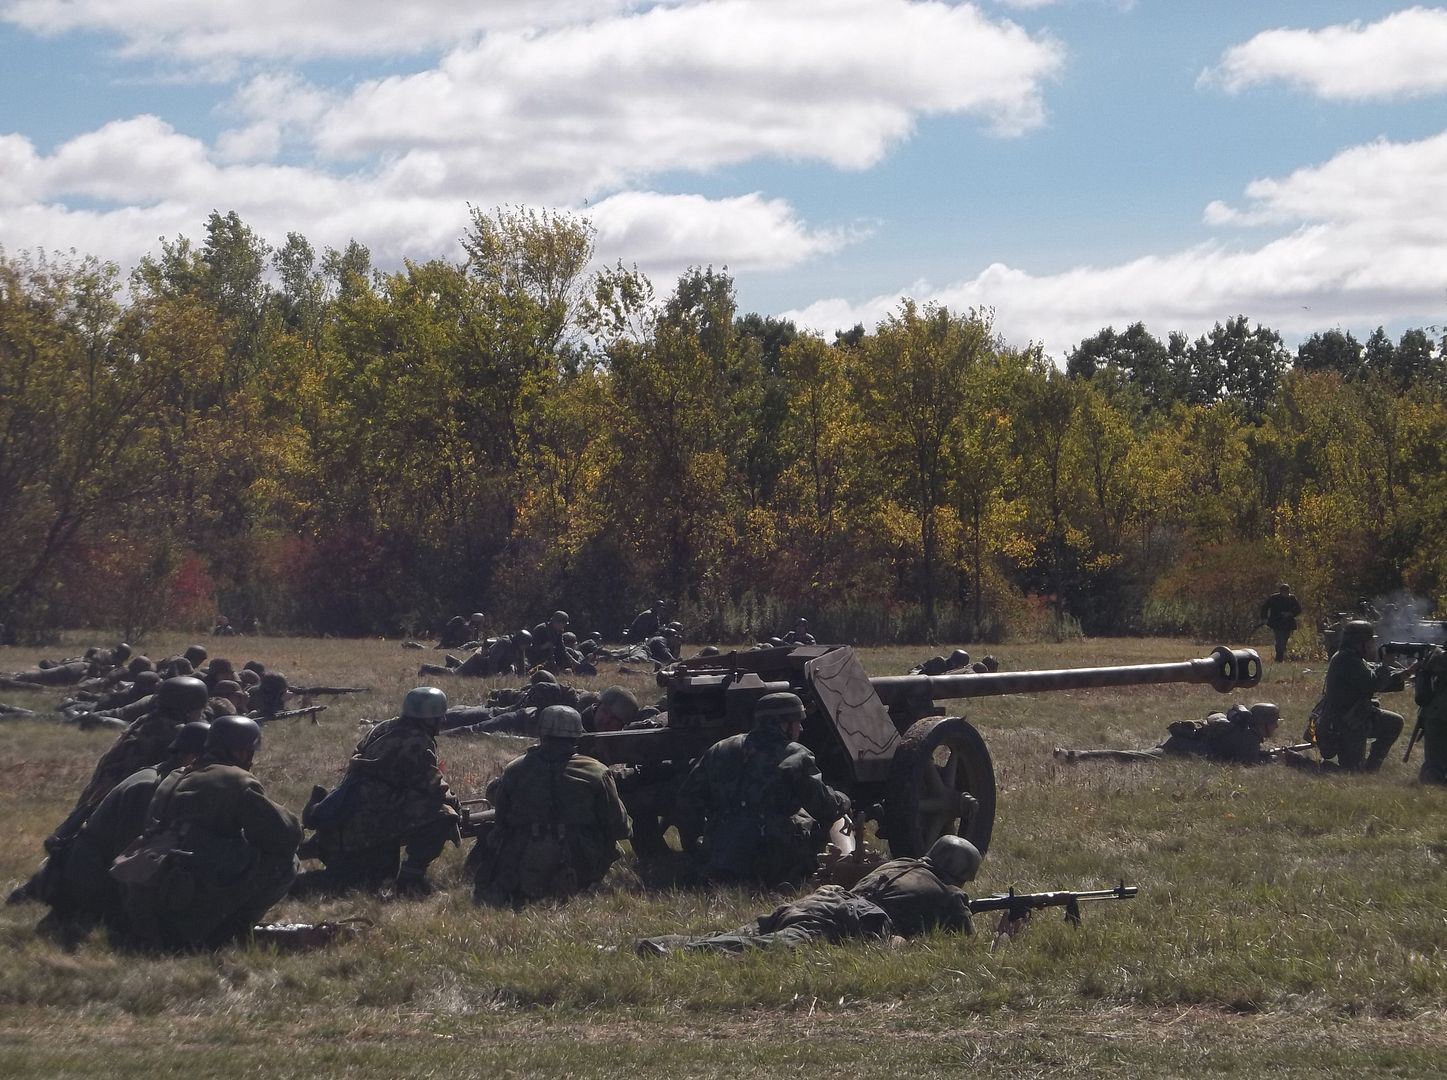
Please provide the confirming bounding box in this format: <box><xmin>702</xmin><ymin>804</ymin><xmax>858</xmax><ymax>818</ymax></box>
<box><xmin>4</xmin><ymin>211</ymin><xmax>1446</xmax><ymax>641</ymax></box>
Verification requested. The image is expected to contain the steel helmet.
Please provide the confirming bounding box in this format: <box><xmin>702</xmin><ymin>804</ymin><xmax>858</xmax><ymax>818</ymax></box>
<box><xmin>925</xmin><ymin>834</ymin><xmax>982</xmax><ymax>885</ymax></box>
<box><xmin>537</xmin><ymin>705</ymin><xmax>585</xmax><ymax>739</ymax></box>
<box><xmin>402</xmin><ymin>686</ymin><xmax>449</xmax><ymax>721</ymax></box>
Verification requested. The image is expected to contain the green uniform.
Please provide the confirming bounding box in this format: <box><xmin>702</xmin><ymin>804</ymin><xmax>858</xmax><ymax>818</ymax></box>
<box><xmin>73</xmin><ymin>707</ymin><xmax>186</xmax><ymax>816</ymax></box>
<box><xmin>1061</xmin><ymin>711</ymin><xmax>1269</xmax><ymax>765</ymax></box>
<box><xmin>305</xmin><ymin>718</ymin><xmax>460</xmax><ymax>888</ymax></box>
<box><xmin>118</xmin><ymin>757</ymin><xmax>300</xmax><ymax>949</ymax></box>
<box><xmin>473</xmin><ymin>741</ymin><xmax>631</xmax><ymax>907</ymax></box>
<box><xmin>1413</xmin><ymin>647</ymin><xmax>1447</xmax><ymax>785</ymax></box>
<box><xmin>1316</xmin><ymin>648</ymin><xmax>1404</xmax><ymax>771</ymax></box>
<box><xmin>635</xmin><ymin>856</ymin><xmax>970</xmax><ymax>954</ymax></box>
<box><xmin>676</xmin><ymin>727</ymin><xmax>851</xmax><ymax>887</ymax></box>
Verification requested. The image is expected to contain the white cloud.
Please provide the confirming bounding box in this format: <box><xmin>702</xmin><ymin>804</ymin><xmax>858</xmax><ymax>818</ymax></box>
<box><xmin>0</xmin><ymin>1</ymin><xmax>1063</xmax><ymax>278</ymax></box>
<box><xmin>309</xmin><ymin>0</ymin><xmax>1064</xmax><ymax>194</ymax></box>
<box><xmin>785</xmin><ymin>131</ymin><xmax>1447</xmax><ymax>352</ymax></box>
<box><xmin>0</xmin><ymin>0</ymin><xmax>649</xmax><ymax>61</ymax></box>
<box><xmin>589</xmin><ymin>190</ymin><xmax>858</xmax><ymax>274</ymax></box>
<box><xmin>1202</xmin><ymin>6</ymin><xmax>1447</xmax><ymax>100</ymax></box>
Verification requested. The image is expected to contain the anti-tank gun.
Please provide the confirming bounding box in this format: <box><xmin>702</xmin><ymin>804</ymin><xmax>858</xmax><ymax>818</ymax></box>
<box><xmin>578</xmin><ymin>643</ymin><xmax>1262</xmax><ymax>862</ymax></box>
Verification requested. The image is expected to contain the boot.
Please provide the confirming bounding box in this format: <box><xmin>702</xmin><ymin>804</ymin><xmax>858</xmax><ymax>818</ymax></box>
<box><xmin>392</xmin><ymin>866</ymin><xmax>434</xmax><ymax>898</ymax></box>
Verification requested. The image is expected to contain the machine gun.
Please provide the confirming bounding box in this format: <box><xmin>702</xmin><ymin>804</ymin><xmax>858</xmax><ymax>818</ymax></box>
<box><xmin>577</xmin><ymin>643</ymin><xmax>1262</xmax><ymax>862</ymax></box>
<box><xmin>289</xmin><ymin>685</ymin><xmax>371</xmax><ymax>698</ymax></box>
<box><xmin>1378</xmin><ymin>641</ymin><xmax>1442</xmax><ymax>667</ymax></box>
<box><xmin>969</xmin><ymin>882</ymin><xmax>1138</xmax><ymax>927</ymax></box>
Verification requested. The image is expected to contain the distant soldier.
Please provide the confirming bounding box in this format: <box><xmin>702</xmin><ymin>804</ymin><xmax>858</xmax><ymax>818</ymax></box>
<box><xmin>473</xmin><ymin>705</ymin><xmax>632</xmax><ymax>908</ymax></box>
<box><xmin>115</xmin><ymin>715</ymin><xmax>300</xmax><ymax>950</ymax></box>
<box><xmin>970</xmin><ymin>655</ymin><xmax>1001</xmax><ymax>674</ymax></box>
<box><xmin>1412</xmin><ymin>646</ymin><xmax>1447</xmax><ymax>786</ymax></box>
<box><xmin>624</xmin><ymin>600</ymin><xmax>669</xmax><ymax>643</ymax></box>
<box><xmin>436</xmin><ymin>615</ymin><xmax>471</xmax><ymax>650</ymax></box>
<box><xmin>1312</xmin><ymin>620</ymin><xmax>1407</xmax><ymax>772</ymax></box>
<box><xmin>528</xmin><ymin>610</ymin><xmax>572</xmax><ymax>670</ymax></box>
<box><xmin>909</xmin><ymin>649</ymin><xmax>971</xmax><ymax>676</ymax></box>
<box><xmin>1259</xmin><ymin>583</ymin><xmax>1303</xmax><ymax>662</ymax></box>
<box><xmin>1055</xmin><ymin>703</ymin><xmax>1284</xmax><ymax>765</ymax></box>
<box><xmin>297</xmin><ymin>687</ymin><xmax>460</xmax><ymax>897</ymax></box>
<box><xmin>635</xmin><ymin>835</ymin><xmax>979</xmax><ymax>954</ymax></box>
<box><xmin>247</xmin><ymin>671</ymin><xmax>290</xmax><ymax>719</ymax></box>
<box><xmin>35</xmin><ymin>721</ymin><xmax>211</xmax><ymax>941</ymax></box>
<box><xmin>645</xmin><ymin>624</ymin><xmax>683</xmax><ymax>668</ymax></box>
<box><xmin>440</xmin><ymin>669</ymin><xmax>585</xmax><ymax>736</ymax></box>
<box><xmin>212</xmin><ymin>616</ymin><xmax>236</xmax><ymax>637</ymax></box>
<box><xmin>783</xmin><ymin>619</ymin><xmax>816</xmax><ymax>645</ymax></box>
<box><xmin>675</xmin><ymin>692</ymin><xmax>851</xmax><ymax>888</ymax></box>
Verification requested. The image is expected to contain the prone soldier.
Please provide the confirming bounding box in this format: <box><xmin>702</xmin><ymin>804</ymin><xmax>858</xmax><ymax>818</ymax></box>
<box><xmin>1055</xmin><ymin>702</ymin><xmax>1286</xmax><ymax>765</ymax></box>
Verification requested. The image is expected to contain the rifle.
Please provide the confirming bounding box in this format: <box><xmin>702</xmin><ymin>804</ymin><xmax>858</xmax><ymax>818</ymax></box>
<box><xmin>1404</xmin><ymin>715</ymin><xmax>1425</xmax><ymax>762</ymax></box>
<box><xmin>968</xmin><ymin>882</ymin><xmax>1138</xmax><ymax>927</ymax></box>
<box><xmin>268</xmin><ymin>704</ymin><xmax>328</xmax><ymax>724</ymax></box>
<box><xmin>289</xmin><ymin>685</ymin><xmax>371</xmax><ymax>697</ymax></box>
<box><xmin>1265</xmin><ymin>742</ymin><xmax>1314</xmax><ymax>758</ymax></box>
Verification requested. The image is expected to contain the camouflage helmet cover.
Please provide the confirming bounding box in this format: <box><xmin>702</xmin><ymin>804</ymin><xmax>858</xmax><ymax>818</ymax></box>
<box><xmin>754</xmin><ymin>691</ymin><xmax>806</xmax><ymax>730</ymax></box>
<box><xmin>925</xmin><ymin>834</ymin><xmax>982</xmax><ymax>885</ymax></box>
<box><xmin>537</xmin><ymin>704</ymin><xmax>585</xmax><ymax>738</ymax></box>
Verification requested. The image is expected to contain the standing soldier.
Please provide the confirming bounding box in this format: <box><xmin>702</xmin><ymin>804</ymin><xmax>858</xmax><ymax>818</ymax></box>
<box><xmin>298</xmin><ymin>687</ymin><xmax>461</xmax><ymax>897</ymax></box>
<box><xmin>676</xmin><ymin>692</ymin><xmax>852</xmax><ymax>888</ymax></box>
<box><xmin>1411</xmin><ymin>645</ymin><xmax>1447</xmax><ymax>785</ymax></box>
<box><xmin>1313</xmin><ymin>620</ymin><xmax>1408</xmax><ymax>772</ymax></box>
<box><xmin>1259</xmin><ymin>583</ymin><xmax>1303</xmax><ymax>663</ymax></box>
<box><xmin>115</xmin><ymin>715</ymin><xmax>301</xmax><ymax>950</ymax></box>
<box><xmin>473</xmin><ymin>705</ymin><xmax>632</xmax><ymax>908</ymax></box>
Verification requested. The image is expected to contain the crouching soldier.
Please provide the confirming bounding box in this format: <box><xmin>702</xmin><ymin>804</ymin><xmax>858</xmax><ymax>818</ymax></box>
<box><xmin>297</xmin><ymin>687</ymin><xmax>461</xmax><ymax>897</ymax></box>
<box><xmin>114</xmin><ymin>716</ymin><xmax>300</xmax><ymax>950</ymax></box>
<box><xmin>473</xmin><ymin>705</ymin><xmax>632</xmax><ymax>908</ymax></box>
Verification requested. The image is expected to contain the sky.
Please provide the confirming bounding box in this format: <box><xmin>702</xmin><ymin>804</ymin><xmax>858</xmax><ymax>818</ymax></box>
<box><xmin>2</xmin><ymin>1</ymin><xmax>1447</xmax><ymax>357</ymax></box>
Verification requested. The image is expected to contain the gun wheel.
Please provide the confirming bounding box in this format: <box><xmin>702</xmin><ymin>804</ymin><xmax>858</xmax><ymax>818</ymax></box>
<box><xmin>881</xmin><ymin>716</ymin><xmax>996</xmax><ymax>859</ymax></box>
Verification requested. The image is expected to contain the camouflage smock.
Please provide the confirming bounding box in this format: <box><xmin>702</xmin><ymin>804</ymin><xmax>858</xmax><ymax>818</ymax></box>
<box><xmin>329</xmin><ymin>718</ymin><xmax>460</xmax><ymax>852</ymax></box>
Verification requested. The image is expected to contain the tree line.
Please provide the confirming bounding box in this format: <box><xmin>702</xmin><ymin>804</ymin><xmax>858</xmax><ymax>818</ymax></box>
<box><xmin>2</xmin><ymin>206</ymin><xmax>1444</xmax><ymax>644</ymax></box>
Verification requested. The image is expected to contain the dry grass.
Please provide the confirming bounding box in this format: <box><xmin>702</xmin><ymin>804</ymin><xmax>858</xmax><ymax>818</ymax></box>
<box><xmin>2</xmin><ymin>632</ymin><xmax>1444</xmax><ymax>1077</ymax></box>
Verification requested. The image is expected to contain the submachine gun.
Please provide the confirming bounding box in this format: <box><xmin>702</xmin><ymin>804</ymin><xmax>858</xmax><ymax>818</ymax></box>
<box><xmin>576</xmin><ymin>643</ymin><xmax>1262</xmax><ymax>863</ymax></box>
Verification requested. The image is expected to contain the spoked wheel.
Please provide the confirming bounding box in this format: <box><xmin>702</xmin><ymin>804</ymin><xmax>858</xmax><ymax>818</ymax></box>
<box><xmin>880</xmin><ymin>716</ymin><xmax>996</xmax><ymax>859</ymax></box>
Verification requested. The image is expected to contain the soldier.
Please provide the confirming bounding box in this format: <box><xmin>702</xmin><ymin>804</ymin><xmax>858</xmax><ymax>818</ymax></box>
<box><xmin>582</xmin><ymin>686</ymin><xmax>640</xmax><ymax>732</ymax></box>
<box><xmin>528</xmin><ymin>610</ymin><xmax>572</xmax><ymax>670</ymax></box>
<box><xmin>439</xmin><ymin>670</ymin><xmax>584</xmax><ymax>736</ymax></box>
<box><xmin>297</xmin><ymin>687</ymin><xmax>461</xmax><ymax>897</ymax></box>
<box><xmin>248</xmin><ymin>671</ymin><xmax>290</xmax><ymax>719</ymax></box>
<box><xmin>1412</xmin><ymin>646</ymin><xmax>1447</xmax><ymax>785</ymax></box>
<box><xmin>634</xmin><ymin>835</ymin><xmax>979</xmax><ymax>954</ymax></box>
<box><xmin>909</xmin><ymin>649</ymin><xmax>971</xmax><ymax>676</ymax></box>
<box><xmin>645</xmin><ymin>624</ymin><xmax>683</xmax><ymax>668</ymax></box>
<box><xmin>1313</xmin><ymin>620</ymin><xmax>1407</xmax><ymax>772</ymax></box>
<box><xmin>783</xmin><ymin>619</ymin><xmax>816</xmax><ymax>646</ymax></box>
<box><xmin>624</xmin><ymin>600</ymin><xmax>669</xmax><ymax>643</ymax></box>
<box><xmin>71</xmin><ymin>676</ymin><xmax>211</xmax><ymax>818</ymax></box>
<box><xmin>1259</xmin><ymin>583</ymin><xmax>1303</xmax><ymax>662</ymax></box>
<box><xmin>115</xmin><ymin>715</ymin><xmax>300</xmax><ymax>950</ymax></box>
<box><xmin>36</xmin><ymin>721</ymin><xmax>211</xmax><ymax>941</ymax></box>
<box><xmin>1054</xmin><ymin>703</ymin><xmax>1283</xmax><ymax>765</ymax></box>
<box><xmin>436</xmin><ymin>615</ymin><xmax>471</xmax><ymax>650</ymax></box>
<box><xmin>212</xmin><ymin>616</ymin><xmax>236</xmax><ymax>637</ymax></box>
<box><xmin>472</xmin><ymin>705</ymin><xmax>632</xmax><ymax>908</ymax></box>
<box><xmin>675</xmin><ymin>692</ymin><xmax>851</xmax><ymax>888</ymax></box>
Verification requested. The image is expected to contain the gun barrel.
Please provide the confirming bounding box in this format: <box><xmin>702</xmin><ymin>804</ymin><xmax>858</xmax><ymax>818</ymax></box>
<box><xmin>968</xmin><ymin>884</ymin><xmax>1138</xmax><ymax>914</ymax></box>
<box><xmin>871</xmin><ymin>647</ymin><xmax>1260</xmax><ymax>706</ymax></box>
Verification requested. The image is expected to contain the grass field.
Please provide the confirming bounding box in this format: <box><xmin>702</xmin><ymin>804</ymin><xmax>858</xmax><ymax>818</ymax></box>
<box><xmin>2</xmin><ymin>633</ymin><xmax>1445</xmax><ymax>1078</ymax></box>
